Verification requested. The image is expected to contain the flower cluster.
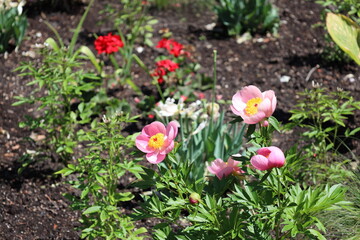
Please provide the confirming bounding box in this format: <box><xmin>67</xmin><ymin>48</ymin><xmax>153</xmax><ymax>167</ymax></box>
<box><xmin>136</xmin><ymin>85</ymin><xmax>285</xmax><ymax>179</ymax></box>
<box><xmin>94</xmin><ymin>33</ymin><xmax>124</xmax><ymax>54</ymax></box>
<box><xmin>156</xmin><ymin>38</ymin><xmax>185</xmax><ymax>57</ymax></box>
<box><xmin>151</xmin><ymin>59</ymin><xmax>179</xmax><ymax>84</ymax></box>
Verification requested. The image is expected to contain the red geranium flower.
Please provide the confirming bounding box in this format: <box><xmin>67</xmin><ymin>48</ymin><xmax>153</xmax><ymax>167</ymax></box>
<box><xmin>156</xmin><ymin>38</ymin><xmax>185</xmax><ymax>57</ymax></box>
<box><xmin>151</xmin><ymin>59</ymin><xmax>179</xmax><ymax>84</ymax></box>
<box><xmin>94</xmin><ymin>33</ymin><xmax>124</xmax><ymax>54</ymax></box>
<box><xmin>156</xmin><ymin>59</ymin><xmax>179</xmax><ymax>72</ymax></box>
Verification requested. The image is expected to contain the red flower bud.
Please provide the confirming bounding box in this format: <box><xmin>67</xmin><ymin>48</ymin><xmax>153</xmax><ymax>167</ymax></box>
<box><xmin>189</xmin><ymin>192</ymin><xmax>201</xmax><ymax>204</ymax></box>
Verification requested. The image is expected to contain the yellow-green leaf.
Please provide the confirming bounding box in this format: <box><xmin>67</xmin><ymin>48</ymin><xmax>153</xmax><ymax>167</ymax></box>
<box><xmin>326</xmin><ymin>12</ymin><xmax>360</xmax><ymax>65</ymax></box>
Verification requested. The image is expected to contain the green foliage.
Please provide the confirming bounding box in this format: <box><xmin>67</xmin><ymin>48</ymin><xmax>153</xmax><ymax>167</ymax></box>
<box><xmin>318</xmin><ymin>171</ymin><xmax>360</xmax><ymax>239</ymax></box>
<box><xmin>89</xmin><ymin>0</ymin><xmax>157</xmax><ymax>93</ymax></box>
<box><xmin>286</xmin><ymin>87</ymin><xmax>360</xmax><ymax>161</ymax></box>
<box><xmin>13</xmin><ymin>41</ymin><xmax>98</xmax><ymax>162</ymax></box>
<box><xmin>12</xmin><ymin>0</ymin><xmax>97</xmax><ymax>163</ymax></box>
<box><xmin>57</xmin><ymin>114</ymin><xmax>146</xmax><ymax>239</ymax></box>
<box><xmin>326</xmin><ymin>12</ymin><xmax>360</xmax><ymax>65</ymax></box>
<box><xmin>214</xmin><ymin>0</ymin><xmax>280</xmax><ymax>36</ymax></box>
<box><xmin>313</xmin><ymin>0</ymin><xmax>360</xmax><ymax>63</ymax></box>
<box><xmin>177</xmin><ymin>110</ymin><xmax>246</xmax><ymax>181</ymax></box>
<box><xmin>134</xmin><ymin>147</ymin><xmax>348</xmax><ymax>239</ymax></box>
<box><xmin>0</xmin><ymin>3</ymin><xmax>27</xmax><ymax>53</ymax></box>
<box><xmin>316</xmin><ymin>0</ymin><xmax>360</xmax><ymax>24</ymax></box>
<box><xmin>100</xmin><ymin>0</ymin><xmax>157</xmax><ymax>47</ymax></box>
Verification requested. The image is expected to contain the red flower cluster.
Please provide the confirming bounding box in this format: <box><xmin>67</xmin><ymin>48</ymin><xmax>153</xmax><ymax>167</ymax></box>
<box><xmin>156</xmin><ymin>38</ymin><xmax>185</xmax><ymax>57</ymax></box>
<box><xmin>151</xmin><ymin>59</ymin><xmax>179</xmax><ymax>84</ymax></box>
<box><xmin>94</xmin><ymin>33</ymin><xmax>124</xmax><ymax>54</ymax></box>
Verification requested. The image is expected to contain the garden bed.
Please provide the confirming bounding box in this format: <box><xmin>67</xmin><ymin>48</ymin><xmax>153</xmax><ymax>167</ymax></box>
<box><xmin>0</xmin><ymin>0</ymin><xmax>359</xmax><ymax>239</ymax></box>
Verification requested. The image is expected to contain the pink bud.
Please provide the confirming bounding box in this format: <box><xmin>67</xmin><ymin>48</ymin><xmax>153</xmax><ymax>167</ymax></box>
<box><xmin>261</xmin><ymin>120</ymin><xmax>269</xmax><ymax>127</ymax></box>
<box><xmin>189</xmin><ymin>192</ymin><xmax>201</xmax><ymax>204</ymax></box>
<box><xmin>134</xmin><ymin>97</ymin><xmax>141</xmax><ymax>103</ymax></box>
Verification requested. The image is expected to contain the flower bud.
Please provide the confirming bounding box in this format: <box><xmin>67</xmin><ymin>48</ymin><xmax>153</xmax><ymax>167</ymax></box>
<box><xmin>206</xmin><ymin>103</ymin><xmax>220</xmax><ymax>119</ymax></box>
<box><xmin>189</xmin><ymin>192</ymin><xmax>201</xmax><ymax>204</ymax></box>
<box><xmin>261</xmin><ymin>120</ymin><xmax>269</xmax><ymax>127</ymax></box>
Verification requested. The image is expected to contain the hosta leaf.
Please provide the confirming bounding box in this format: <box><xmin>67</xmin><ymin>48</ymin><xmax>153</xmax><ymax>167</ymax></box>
<box><xmin>326</xmin><ymin>13</ymin><xmax>360</xmax><ymax>65</ymax></box>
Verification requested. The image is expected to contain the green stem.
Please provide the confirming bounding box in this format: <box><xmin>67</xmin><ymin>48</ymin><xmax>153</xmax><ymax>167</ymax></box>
<box><xmin>165</xmin><ymin>160</ymin><xmax>184</xmax><ymax>200</ymax></box>
<box><xmin>210</xmin><ymin>50</ymin><xmax>217</xmax><ymax>130</ymax></box>
<box><xmin>109</xmin><ymin>53</ymin><xmax>120</xmax><ymax>70</ymax></box>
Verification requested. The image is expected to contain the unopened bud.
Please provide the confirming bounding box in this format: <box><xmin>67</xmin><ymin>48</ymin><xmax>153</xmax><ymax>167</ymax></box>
<box><xmin>189</xmin><ymin>192</ymin><xmax>201</xmax><ymax>205</ymax></box>
<box><xmin>206</xmin><ymin>103</ymin><xmax>220</xmax><ymax>118</ymax></box>
<box><xmin>261</xmin><ymin>120</ymin><xmax>269</xmax><ymax>127</ymax></box>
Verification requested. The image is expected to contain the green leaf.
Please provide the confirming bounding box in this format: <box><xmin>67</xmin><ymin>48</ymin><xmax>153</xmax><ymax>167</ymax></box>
<box><xmin>307</xmin><ymin>229</ymin><xmax>326</xmax><ymax>240</ymax></box>
<box><xmin>268</xmin><ymin>116</ymin><xmax>281</xmax><ymax>132</ymax></box>
<box><xmin>115</xmin><ymin>192</ymin><xmax>134</xmax><ymax>202</ymax></box>
<box><xmin>100</xmin><ymin>210</ymin><xmax>109</xmax><ymax>221</ymax></box>
<box><xmin>326</xmin><ymin>13</ymin><xmax>360</xmax><ymax>65</ymax></box>
<box><xmin>54</xmin><ymin>167</ymin><xmax>74</xmax><ymax>176</ymax></box>
<box><xmin>83</xmin><ymin>205</ymin><xmax>101</xmax><ymax>215</ymax></box>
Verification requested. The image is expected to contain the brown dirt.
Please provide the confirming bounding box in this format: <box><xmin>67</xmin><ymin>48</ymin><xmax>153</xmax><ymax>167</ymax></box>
<box><xmin>0</xmin><ymin>0</ymin><xmax>359</xmax><ymax>239</ymax></box>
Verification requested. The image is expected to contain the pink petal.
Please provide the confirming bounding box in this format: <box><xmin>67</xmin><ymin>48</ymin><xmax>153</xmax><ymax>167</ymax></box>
<box><xmin>239</xmin><ymin>85</ymin><xmax>263</xmax><ymax>102</ymax></box>
<box><xmin>227</xmin><ymin>158</ymin><xmax>240</xmax><ymax>167</ymax></box>
<box><xmin>231</xmin><ymin>91</ymin><xmax>247</xmax><ymax>111</ymax></box>
<box><xmin>258</xmin><ymin>98</ymin><xmax>272</xmax><ymax>117</ymax></box>
<box><xmin>230</xmin><ymin>104</ymin><xmax>243</xmax><ymax>116</ymax></box>
<box><xmin>135</xmin><ymin>134</ymin><xmax>152</xmax><ymax>153</ymax></box>
<box><xmin>207</xmin><ymin>158</ymin><xmax>226</xmax><ymax>175</ymax></box>
<box><xmin>216</xmin><ymin>167</ymin><xmax>233</xmax><ymax>180</ymax></box>
<box><xmin>263</xmin><ymin>90</ymin><xmax>277</xmax><ymax>116</ymax></box>
<box><xmin>143</xmin><ymin>121</ymin><xmax>166</xmax><ymax>136</ymax></box>
<box><xmin>242</xmin><ymin>112</ymin><xmax>266</xmax><ymax>124</ymax></box>
<box><xmin>162</xmin><ymin>140</ymin><xmax>174</xmax><ymax>154</ymax></box>
<box><xmin>257</xmin><ymin>147</ymin><xmax>272</xmax><ymax>157</ymax></box>
<box><xmin>146</xmin><ymin>151</ymin><xmax>166</xmax><ymax>164</ymax></box>
<box><xmin>267</xmin><ymin>146</ymin><xmax>285</xmax><ymax>168</ymax></box>
<box><xmin>166</xmin><ymin>120</ymin><xmax>179</xmax><ymax>141</ymax></box>
<box><xmin>250</xmin><ymin>155</ymin><xmax>270</xmax><ymax>171</ymax></box>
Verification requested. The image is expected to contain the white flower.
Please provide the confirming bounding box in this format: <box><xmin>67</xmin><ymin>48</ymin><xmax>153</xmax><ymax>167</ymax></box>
<box><xmin>155</xmin><ymin>98</ymin><xmax>181</xmax><ymax>117</ymax></box>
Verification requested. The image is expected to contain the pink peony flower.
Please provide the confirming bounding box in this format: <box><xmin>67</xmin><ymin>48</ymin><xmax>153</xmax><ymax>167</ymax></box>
<box><xmin>231</xmin><ymin>85</ymin><xmax>277</xmax><ymax>124</ymax></box>
<box><xmin>250</xmin><ymin>146</ymin><xmax>285</xmax><ymax>171</ymax></box>
<box><xmin>207</xmin><ymin>158</ymin><xmax>244</xmax><ymax>180</ymax></box>
<box><xmin>136</xmin><ymin>121</ymin><xmax>179</xmax><ymax>164</ymax></box>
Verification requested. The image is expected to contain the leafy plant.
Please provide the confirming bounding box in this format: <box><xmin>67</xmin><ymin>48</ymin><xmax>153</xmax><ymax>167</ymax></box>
<box><xmin>0</xmin><ymin>1</ymin><xmax>27</xmax><ymax>53</ymax></box>
<box><xmin>326</xmin><ymin>12</ymin><xmax>360</xmax><ymax>65</ymax></box>
<box><xmin>12</xmin><ymin>0</ymin><xmax>97</xmax><ymax>163</ymax></box>
<box><xmin>214</xmin><ymin>0</ymin><xmax>280</xmax><ymax>36</ymax></box>
<box><xmin>313</xmin><ymin>0</ymin><xmax>360</xmax><ymax>63</ymax></box>
<box><xmin>316</xmin><ymin>0</ymin><xmax>360</xmax><ymax>24</ymax></box>
<box><xmin>286</xmin><ymin>87</ymin><xmax>360</xmax><ymax>160</ymax></box>
<box><xmin>84</xmin><ymin>0</ymin><xmax>158</xmax><ymax>94</ymax></box>
<box><xmin>57</xmin><ymin>114</ymin><xmax>147</xmax><ymax>239</ymax></box>
<box><xmin>132</xmin><ymin>117</ymin><xmax>348</xmax><ymax>239</ymax></box>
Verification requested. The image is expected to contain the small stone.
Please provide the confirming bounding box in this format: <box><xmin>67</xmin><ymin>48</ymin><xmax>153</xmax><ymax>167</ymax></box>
<box><xmin>280</xmin><ymin>75</ymin><xmax>291</xmax><ymax>83</ymax></box>
<box><xmin>343</xmin><ymin>74</ymin><xmax>355</xmax><ymax>83</ymax></box>
<box><xmin>204</xmin><ymin>23</ymin><xmax>216</xmax><ymax>30</ymax></box>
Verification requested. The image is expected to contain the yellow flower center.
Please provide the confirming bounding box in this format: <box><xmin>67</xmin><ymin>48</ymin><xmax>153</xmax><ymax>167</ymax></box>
<box><xmin>148</xmin><ymin>133</ymin><xmax>165</xmax><ymax>149</ymax></box>
<box><xmin>245</xmin><ymin>97</ymin><xmax>262</xmax><ymax>116</ymax></box>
